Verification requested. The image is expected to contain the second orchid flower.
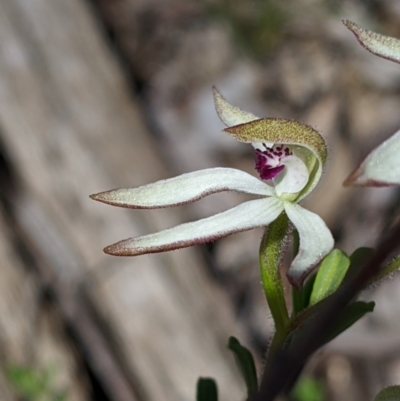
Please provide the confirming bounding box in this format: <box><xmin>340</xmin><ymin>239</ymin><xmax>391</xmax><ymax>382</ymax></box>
<box><xmin>344</xmin><ymin>20</ymin><xmax>400</xmax><ymax>187</ymax></box>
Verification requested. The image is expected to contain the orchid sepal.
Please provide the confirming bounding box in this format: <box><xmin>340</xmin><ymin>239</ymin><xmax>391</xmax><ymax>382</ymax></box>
<box><xmin>344</xmin><ymin>129</ymin><xmax>400</xmax><ymax>187</ymax></box>
<box><xmin>103</xmin><ymin>197</ymin><xmax>284</xmax><ymax>256</ymax></box>
<box><xmin>342</xmin><ymin>21</ymin><xmax>400</xmax><ymax>187</ymax></box>
<box><xmin>212</xmin><ymin>87</ymin><xmax>260</xmax><ymax>127</ymax></box>
<box><xmin>343</xmin><ymin>20</ymin><xmax>400</xmax><ymax>65</ymax></box>
<box><xmin>91</xmin><ymin>164</ymin><xmax>333</xmax><ymax>285</ymax></box>
<box><xmin>90</xmin><ymin>167</ymin><xmax>275</xmax><ymax>209</ymax></box>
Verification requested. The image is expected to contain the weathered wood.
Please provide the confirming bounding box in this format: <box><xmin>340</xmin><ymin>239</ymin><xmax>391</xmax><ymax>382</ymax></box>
<box><xmin>0</xmin><ymin>0</ymin><xmax>245</xmax><ymax>400</ymax></box>
<box><xmin>0</xmin><ymin>209</ymin><xmax>90</xmax><ymax>401</ymax></box>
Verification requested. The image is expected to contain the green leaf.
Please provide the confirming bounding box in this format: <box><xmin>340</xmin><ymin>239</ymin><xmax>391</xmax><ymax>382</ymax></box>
<box><xmin>345</xmin><ymin>247</ymin><xmax>400</xmax><ymax>288</ymax></box>
<box><xmin>310</xmin><ymin>249</ymin><xmax>350</xmax><ymax>305</ymax></box>
<box><xmin>321</xmin><ymin>301</ymin><xmax>375</xmax><ymax>346</ymax></box>
<box><xmin>287</xmin><ymin>300</ymin><xmax>374</xmax><ymax>357</ymax></box>
<box><xmin>343</xmin><ymin>247</ymin><xmax>375</xmax><ymax>283</ymax></box>
<box><xmin>292</xmin><ymin>273</ymin><xmax>317</xmax><ymax>316</ymax></box>
<box><xmin>196</xmin><ymin>378</ymin><xmax>218</xmax><ymax>401</ymax></box>
<box><xmin>374</xmin><ymin>385</ymin><xmax>400</xmax><ymax>401</ymax></box>
<box><xmin>228</xmin><ymin>337</ymin><xmax>258</xmax><ymax>397</ymax></box>
<box><xmin>350</xmin><ymin>247</ymin><xmax>374</xmax><ymax>267</ymax></box>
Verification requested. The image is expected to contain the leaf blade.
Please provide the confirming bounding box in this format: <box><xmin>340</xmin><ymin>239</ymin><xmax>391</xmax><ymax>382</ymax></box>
<box><xmin>196</xmin><ymin>378</ymin><xmax>218</xmax><ymax>401</ymax></box>
<box><xmin>228</xmin><ymin>337</ymin><xmax>258</xmax><ymax>397</ymax></box>
<box><xmin>310</xmin><ymin>249</ymin><xmax>350</xmax><ymax>305</ymax></box>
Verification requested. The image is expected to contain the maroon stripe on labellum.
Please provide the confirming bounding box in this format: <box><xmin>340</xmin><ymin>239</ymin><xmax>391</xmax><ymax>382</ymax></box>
<box><xmin>255</xmin><ymin>144</ymin><xmax>291</xmax><ymax>180</ymax></box>
<box><xmin>258</xmin><ymin>165</ymin><xmax>285</xmax><ymax>180</ymax></box>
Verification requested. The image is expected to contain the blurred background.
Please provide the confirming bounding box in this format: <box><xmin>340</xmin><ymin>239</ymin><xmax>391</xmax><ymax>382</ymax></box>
<box><xmin>1</xmin><ymin>0</ymin><xmax>400</xmax><ymax>400</ymax></box>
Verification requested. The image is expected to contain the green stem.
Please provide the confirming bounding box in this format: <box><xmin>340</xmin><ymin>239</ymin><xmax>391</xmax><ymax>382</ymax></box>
<box><xmin>268</xmin><ymin>325</ymin><xmax>288</xmax><ymax>353</ymax></box>
<box><xmin>259</xmin><ymin>212</ymin><xmax>290</xmax><ymax>334</ymax></box>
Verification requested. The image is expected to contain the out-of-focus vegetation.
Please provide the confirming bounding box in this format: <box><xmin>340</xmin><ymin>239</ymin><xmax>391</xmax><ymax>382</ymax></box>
<box><xmin>197</xmin><ymin>0</ymin><xmax>289</xmax><ymax>59</ymax></box>
<box><xmin>6</xmin><ymin>365</ymin><xmax>67</xmax><ymax>401</ymax></box>
<box><xmin>196</xmin><ymin>0</ymin><xmax>345</xmax><ymax>61</ymax></box>
<box><xmin>292</xmin><ymin>375</ymin><xmax>325</xmax><ymax>401</ymax></box>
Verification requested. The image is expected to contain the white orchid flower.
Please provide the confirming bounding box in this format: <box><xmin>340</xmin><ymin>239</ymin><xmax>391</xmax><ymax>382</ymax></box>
<box><xmin>343</xmin><ymin>21</ymin><xmax>400</xmax><ymax>186</ymax></box>
<box><xmin>91</xmin><ymin>89</ymin><xmax>334</xmax><ymax>286</ymax></box>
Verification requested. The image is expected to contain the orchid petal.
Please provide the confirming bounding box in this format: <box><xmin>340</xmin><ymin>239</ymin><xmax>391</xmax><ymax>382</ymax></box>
<box><xmin>344</xmin><ymin>129</ymin><xmax>400</xmax><ymax>187</ymax></box>
<box><xmin>90</xmin><ymin>168</ymin><xmax>275</xmax><ymax>209</ymax></box>
<box><xmin>212</xmin><ymin>87</ymin><xmax>259</xmax><ymax>127</ymax></box>
<box><xmin>225</xmin><ymin>119</ymin><xmax>327</xmax><ymax>200</ymax></box>
<box><xmin>284</xmin><ymin>202</ymin><xmax>334</xmax><ymax>288</ymax></box>
<box><xmin>343</xmin><ymin>20</ymin><xmax>400</xmax><ymax>64</ymax></box>
<box><xmin>104</xmin><ymin>197</ymin><xmax>284</xmax><ymax>256</ymax></box>
<box><xmin>274</xmin><ymin>155</ymin><xmax>309</xmax><ymax>198</ymax></box>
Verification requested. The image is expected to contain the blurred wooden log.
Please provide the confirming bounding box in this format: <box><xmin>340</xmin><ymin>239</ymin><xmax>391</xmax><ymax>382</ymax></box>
<box><xmin>0</xmin><ymin>208</ymin><xmax>90</xmax><ymax>401</ymax></box>
<box><xmin>0</xmin><ymin>0</ymin><xmax>245</xmax><ymax>400</ymax></box>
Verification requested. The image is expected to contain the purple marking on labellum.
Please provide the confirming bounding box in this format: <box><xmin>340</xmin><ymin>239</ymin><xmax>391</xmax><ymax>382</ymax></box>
<box><xmin>255</xmin><ymin>144</ymin><xmax>292</xmax><ymax>180</ymax></box>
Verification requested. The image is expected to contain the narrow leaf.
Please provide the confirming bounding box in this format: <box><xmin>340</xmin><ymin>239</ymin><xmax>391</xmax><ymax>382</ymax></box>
<box><xmin>288</xmin><ymin>300</ymin><xmax>374</xmax><ymax>355</ymax></box>
<box><xmin>292</xmin><ymin>273</ymin><xmax>317</xmax><ymax>316</ymax></box>
<box><xmin>309</xmin><ymin>249</ymin><xmax>350</xmax><ymax>305</ymax></box>
<box><xmin>196</xmin><ymin>378</ymin><xmax>218</xmax><ymax>401</ymax></box>
<box><xmin>345</xmin><ymin>248</ymin><xmax>400</xmax><ymax>289</ymax></box>
<box><xmin>343</xmin><ymin>247</ymin><xmax>375</xmax><ymax>283</ymax></box>
<box><xmin>228</xmin><ymin>337</ymin><xmax>258</xmax><ymax>397</ymax></box>
<box><xmin>350</xmin><ymin>247</ymin><xmax>375</xmax><ymax>270</ymax></box>
<box><xmin>321</xmin><ymin>301</ymin><xmax>375</xmax><ymax>346</ymax></box>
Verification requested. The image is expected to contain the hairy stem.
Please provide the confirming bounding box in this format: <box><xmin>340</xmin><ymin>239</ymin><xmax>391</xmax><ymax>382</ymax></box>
<box><xmin>252</xmin><ymin>220</ymin><xmax>400</xmax><ymax>401</ymax></box>
<box><xmin>259</xmin><ymin>212</ymin><xmax>290</xmax><ymax>334</ymax></box>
